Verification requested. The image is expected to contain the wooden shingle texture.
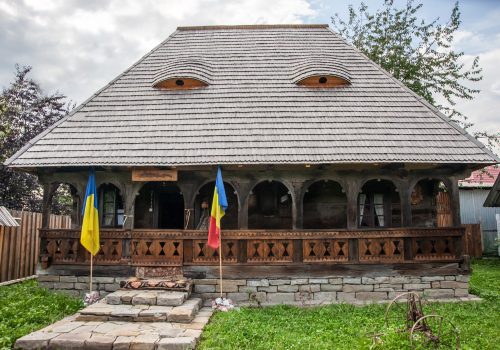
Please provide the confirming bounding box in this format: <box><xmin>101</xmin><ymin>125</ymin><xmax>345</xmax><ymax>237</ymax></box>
<box><xmin>6</xmin><ymin>24</ymin><xmax>498</xmax><ymax>167</ymax></box>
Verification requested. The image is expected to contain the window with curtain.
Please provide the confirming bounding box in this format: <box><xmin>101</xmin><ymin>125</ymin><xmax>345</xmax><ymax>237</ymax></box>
<box><xmin>100</xmin><ymin>184</ymin><xmax>124</xmax><ymax>228</ymax></box>
<box><xmin>358</xmin><ymin>180</ymin><xmax>401</xmax><ymax>228</ymax></box>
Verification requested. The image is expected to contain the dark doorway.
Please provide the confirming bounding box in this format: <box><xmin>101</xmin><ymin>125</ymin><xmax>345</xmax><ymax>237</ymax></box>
<box><xmin>303</xmin><ymin>180</ymin><xmax>347</xmax><ymax>229</ymax></box>
<box><xmin>248</xmin><ymin>181</ymin><xmax>292</xmax><ymax>229</ymax></box>
<box><xmin>134</xmin><ymin>182</ymin><xmax>184</xmax><ymax>229</ymax></box>
<box><xmin>158</xmin><ymin>190</ymin><xmax>184</xmax><ymax>229</ymax></box>
<box><xmin>194</xmin><ymin>181</ymin><xmax>238</xmax><ymax>230</ymax></box>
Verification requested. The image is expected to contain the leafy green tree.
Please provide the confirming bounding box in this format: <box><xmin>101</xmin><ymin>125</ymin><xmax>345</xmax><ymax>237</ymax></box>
<box><xmin>332</xmin><ymin>0</ymin><xmax>499</xmax><ymax>151</ymax></box>
<box><xmin>0</xmin><ymin>65</ymin><xmax>71</xmax><ymax>211</ymax></box>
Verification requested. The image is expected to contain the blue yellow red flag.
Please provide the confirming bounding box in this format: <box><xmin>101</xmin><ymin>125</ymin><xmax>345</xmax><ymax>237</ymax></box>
<box><xmin>80</xmin><ymin>170</ymin><xmax>100</xmax><ymax>256</ymax></box>
<box><xmin>208</xmin><ymin>167</ymin><xmax>228</xmax><ymax>249</ymax></box>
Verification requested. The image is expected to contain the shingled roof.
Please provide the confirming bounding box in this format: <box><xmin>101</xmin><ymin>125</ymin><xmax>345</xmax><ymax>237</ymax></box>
<box><xmin>6</xmin><ymin>24</ymin><xmax>499</xmax><ymax>168</ymax></box>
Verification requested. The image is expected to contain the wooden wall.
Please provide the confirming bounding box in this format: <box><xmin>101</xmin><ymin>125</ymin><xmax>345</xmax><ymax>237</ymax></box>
<box><xmin>0</xmin><ymin>209</ymin><xmax>71</xmax><ymax>283</ymax></box>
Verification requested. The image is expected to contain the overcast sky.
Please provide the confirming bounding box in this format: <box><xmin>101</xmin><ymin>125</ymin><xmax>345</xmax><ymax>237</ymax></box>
<box><xmin>1</xmin><ymin>0</ymin><xmax>499</xmax><ymax>138</ymax></box>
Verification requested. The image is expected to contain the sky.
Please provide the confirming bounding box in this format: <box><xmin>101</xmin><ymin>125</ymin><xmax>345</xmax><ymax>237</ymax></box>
<box><xmin>0</xmin><ymin>0</ymin><xmax>499</xmax><ymax>138</ymax></box>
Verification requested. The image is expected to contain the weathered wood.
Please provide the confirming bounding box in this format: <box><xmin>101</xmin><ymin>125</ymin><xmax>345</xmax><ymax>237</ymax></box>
<box><xmin>303</xmin><ymin>239</ymin><xmax>347</xmax><ymax>262</ymax></box>
<box><xmin>132</xmin><ymin>169</ymin><xmax>177</xmax><ymax>182</ymax></box>
<box><xmin>39</xmin><ymin>227</ymin><xmax>465</xmax><ymax>270</ymax></box>
<box><xmin>0</xmin><ymin>209</ymin><xmax>71</xmax><ymax>282</ymax></box>
<box><xmin>293</xmin><ymin>239</ymin><xmax>303</xmax><ymax>263</ymax></box>
<box><xmin>463</xmin><ymin>224</ymin><xmax>482</xmax><ymax>257</ymax></box>
<box><xmin>184</xmin><ymin>262</ymin><xmax>462</xmax><ymax>279</ymax></box>
<box><xmin>237</xmin><ymin>239</ymin><xmax>247</xmax><ymax>263</ymax></box>
<box><xmin>358</xmin><ymin>238</ymin><xmax>404</xmax><ymax>263</ymax></box>
<box><xmin>183</xmin><ymin>239</ymin><xmax>193</xmax><ymax>263</ymax></box>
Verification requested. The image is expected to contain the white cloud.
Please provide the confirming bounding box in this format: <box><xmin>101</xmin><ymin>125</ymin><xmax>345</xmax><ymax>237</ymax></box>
<box><xmin>448</xmin><ymin>49</ymin><xmax>500</xmax><ymax>137</ymax></box>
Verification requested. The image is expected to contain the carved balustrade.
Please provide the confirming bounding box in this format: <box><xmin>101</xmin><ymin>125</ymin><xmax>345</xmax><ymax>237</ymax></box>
<box><xmin>39</xmin><ymin>227</ymin><xmax>465</xmax><ymax>267</ymax></box>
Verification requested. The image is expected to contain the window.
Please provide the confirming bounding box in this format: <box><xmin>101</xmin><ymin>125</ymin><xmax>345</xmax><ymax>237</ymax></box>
<box><xmin>358</xmin><ymin>180</ymin><xmax>401</xmax><ymax>228</ymax></box>
<box><xmin>296</xmin><ymin>74</ymin><xmax>350</xmax><ymax>88</ymax></box>
<box><xmin>100</xmin><ymin>184</ymin><xmax>124</xmax><ymax>228</ymax></box>
<box><xmin>153</xmin><ymin>77</ymin><xmax>208</xmax><ymax>90</ymax></box>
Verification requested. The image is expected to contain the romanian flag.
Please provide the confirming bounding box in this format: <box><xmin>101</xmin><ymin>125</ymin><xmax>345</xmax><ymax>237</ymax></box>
<box><xmin>80</xmin><ymin>170</ymin><xmax>100</xmax><ymax>256</ymax></box>
<box><xmin>207</xmin><ymin>167</ymin><xmax>228</xmax><ymax>249</ymax></box>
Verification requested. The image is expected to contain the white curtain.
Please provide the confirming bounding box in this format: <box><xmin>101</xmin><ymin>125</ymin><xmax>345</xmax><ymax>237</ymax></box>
<box><xmin>358</xmin><ymin>194</ymin><xmax>366</xmax><ymax>225</ymax></box>
<box><xmin>373</xmin><ymin>193</ymin><xmax>385</xmax><ymax>226</ymax></box>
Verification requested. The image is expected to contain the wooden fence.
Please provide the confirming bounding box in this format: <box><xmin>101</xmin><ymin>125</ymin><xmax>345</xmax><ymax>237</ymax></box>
<box><xmin>0</xmin><ymin>209</ymin><xmax>71</xmax><ymax>283</ymax></box>
<box><xmin>463</xmin><ymin>223</ymin><xmax>483</xmax><ymax>258</ymax></box>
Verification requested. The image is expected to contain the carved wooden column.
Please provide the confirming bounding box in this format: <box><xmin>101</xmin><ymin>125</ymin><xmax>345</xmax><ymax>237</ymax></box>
<box><xmin>345</xmin><ymin>178</ymin><xmax>360</xmax><ymax>230</ymax></box>
<box><xmin>122</xmin><ymin>182</ymin><xmax>142</xmax><ymax>230</ymax></box>
<box><xmin>448</xmin><ymin>176</ymin><xmax>462</xmax><ymax>227</ymax></box>
<box><xmin>400</xmin><ymin>183</ymin><xmax>413</xmax><ymax>227</ymax></box>
<box><xmin>235</xmin><ymin>180</ymin><xmax>252</xmax><ymax>230</ymax></box>
<box><xmin>291</xmin><ymin>180</ymin><xmax>305</xmax><ymax>229</ymax></box>
<box><xmin>178</xmin><ymin>181</ymin><xmax>197</xmax><ymax>229</ymax></box>
<box><xmin>41</xmin><ymin>182</ymin><xmax>58</xmax><ymax>229</ymax></box>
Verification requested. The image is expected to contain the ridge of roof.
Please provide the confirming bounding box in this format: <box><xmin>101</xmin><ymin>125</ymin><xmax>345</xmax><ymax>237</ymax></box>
<box><xmin>177</xmin><ymin>24</ymin><xmax>329</xmax><ymax>31</ymax></box>
<box><xmin>325</xmin><ymin>27</ymin><xmax>500</xmax><ymax>165</ymax></box>
<box><xmin>4</xmin><ymin>30</ymin><xmax>181</xmax><ymax>167</ymax></box>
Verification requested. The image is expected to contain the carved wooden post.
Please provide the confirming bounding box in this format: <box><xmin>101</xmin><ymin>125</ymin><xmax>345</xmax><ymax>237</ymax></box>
<box><xmin>122</xmin><ymin>182</ymin><xmax>141</xmax><ymax>230</ymax></box>
<box><xmin>346</xmin><ymin>178</ymin><xmax>360</xmax><ymax>230</ymax></box>
<box><xmin>41</xmin><ymin>182</ymin><xmax>57</xmax><ymax>228</ymax></box>
<box><xmin>236</xmin><ymin>180</ymin><xmax>252</xmax><ymax>230</ymax></box>
<box><xmin>400</xmin><ymin>184</ymin><xmax>413</xmax><ymax>227</ymax></box>
<box><xmin>291</xmin><ymin>180</ymin><xmax>305</xmax><ymax>229</ymax></box>
<box><xmin>448</xmin><ymin>176</ymin><xmax>462</xmax><ymax>227</ymax></box>
<box><xmin>40</xmin><ymin>181</ymin><xmax>57</xmax><ymax>269</ymax></box>
<box><xmin>178</xmin><ymin>181</ymin><xmax>196</xmax><ymax>229</ymax></box>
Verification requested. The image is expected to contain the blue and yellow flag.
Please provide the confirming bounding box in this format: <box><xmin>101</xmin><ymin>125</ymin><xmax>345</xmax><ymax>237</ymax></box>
<box><xmin>207</xmin><ymin>167</ymin><xmax>228</xmax><ymax>249</ymax></box>
<box><xmin>80</xmin><ymin>170</ymin><xmax>100</xmax><ymax>256</ymax></box>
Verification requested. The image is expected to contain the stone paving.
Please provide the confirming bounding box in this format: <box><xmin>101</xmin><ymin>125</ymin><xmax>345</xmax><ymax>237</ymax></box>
<box><xmin>15</xmin><ymin>290</ymin><xmax>213</xmax><ymax>350</ymax></box>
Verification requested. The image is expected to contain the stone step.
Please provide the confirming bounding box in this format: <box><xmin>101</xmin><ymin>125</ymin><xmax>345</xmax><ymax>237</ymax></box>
<box><xmin>77</xmin><ymin>293</ymin><xmax>203</xmax><ymax>323</ymax></box>
<box><xmin>106</xmin><ymin>289</ymin><xmax>189</xmax><ymax>306</ymax></box>
<box><xmin>167</xmin><ymin>298</ymin><xmax>203</xmax><ymax>323</ymax></box>
<box><xmin>15</xmin><ymin>308</ymin><xmax>214</xmax><ymax>350</ymax></box>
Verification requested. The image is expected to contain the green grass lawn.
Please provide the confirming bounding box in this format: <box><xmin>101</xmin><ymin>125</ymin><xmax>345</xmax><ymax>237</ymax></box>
<box><xmin>199</xmin><ymin>259</ymin><xmax>500</xmax><ymax>350</ymax></box>
<box><xmin>0</xmin><ymin>280</ymin><xmax>83</xmax><ymax>349</ymax></box>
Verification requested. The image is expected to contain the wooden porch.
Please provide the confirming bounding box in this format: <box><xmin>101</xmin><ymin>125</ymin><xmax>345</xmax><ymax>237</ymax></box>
<box><xmin>40</xmin><ymin>227</ymin><xmax>465</xmax><ymax>268</ymax></box>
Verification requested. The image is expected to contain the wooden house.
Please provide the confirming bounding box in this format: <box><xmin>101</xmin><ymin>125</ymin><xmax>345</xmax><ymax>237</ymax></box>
<box><xmin>6</xmin><ymin>25</ymin><xmax>499</xmax><ymax>303</ymax></box>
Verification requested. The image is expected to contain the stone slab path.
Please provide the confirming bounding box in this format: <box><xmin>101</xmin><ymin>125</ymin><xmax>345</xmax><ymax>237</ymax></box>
<box><xmin>15</xmin><ymin>290</ymin><xmax>213</xmax><ymax>350</ymax></box>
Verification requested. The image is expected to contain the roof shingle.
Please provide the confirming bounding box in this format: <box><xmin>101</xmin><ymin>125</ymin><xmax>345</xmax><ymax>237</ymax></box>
<box><xmin>5</xmin><ymin>24</ymin><xmax>498</xmax><ymax>168</ymax></box>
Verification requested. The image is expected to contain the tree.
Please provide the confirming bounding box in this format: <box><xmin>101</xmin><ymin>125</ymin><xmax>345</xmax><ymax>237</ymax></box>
<box><xmin>0</xmin><ymin>65</ymin><xmax>71</xmax><ymax>211</ymax></box>
<box><xmin>332</xmin><ymin>0</ymin><xmax>499</xmax><ymax>151</ymax></box>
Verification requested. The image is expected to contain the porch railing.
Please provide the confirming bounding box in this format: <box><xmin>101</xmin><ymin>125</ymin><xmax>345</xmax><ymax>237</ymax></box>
<box><xmin>39</xmin><ymin>227</ymin><xmax>465</xmax><ymax>267</ymax></box>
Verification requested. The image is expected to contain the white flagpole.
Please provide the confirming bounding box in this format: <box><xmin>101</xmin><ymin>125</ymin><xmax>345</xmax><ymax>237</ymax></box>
<box><xmin>90</xmin><ymin>254</ymin><xmax>93</xmax><ymax>293</ymax></box>
<box><xmin>219</xmin><ymin>233</ymin><xmax>223</xmax><ymax>298</ymax></box>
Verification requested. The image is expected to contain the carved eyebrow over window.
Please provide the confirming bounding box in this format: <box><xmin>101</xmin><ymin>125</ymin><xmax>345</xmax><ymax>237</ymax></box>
<box><xmin>291</xmin><ymin>58</ymin><xmax>351</xmax><ymax>87</ymax></box>
<box><xmin>152</xmin><ymin>59</ymin><xmax>212</xmax><ymax>90</ymax></box>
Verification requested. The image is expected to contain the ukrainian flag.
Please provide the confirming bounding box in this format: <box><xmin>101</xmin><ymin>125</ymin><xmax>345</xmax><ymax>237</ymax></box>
<box><xmin>80</xmin><ymin>170</ymin><xmax>100</xmax><ymax>256</ymax></box>
<box><xmin>207</xmin><ymin>167</ymin><xmax>228</xmax><ymax>249</ymax></box>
